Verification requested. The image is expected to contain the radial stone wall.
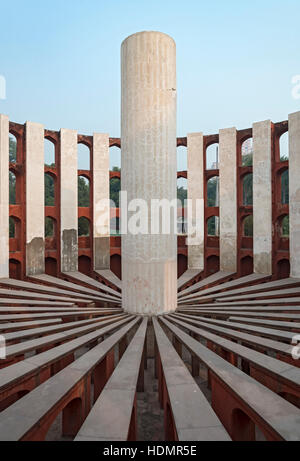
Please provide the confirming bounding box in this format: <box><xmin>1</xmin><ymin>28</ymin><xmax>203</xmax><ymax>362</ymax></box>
<box><xmin>121</xmin><ymin>31</ymin><xmax>177</xmax><ymax>315</ymax></box>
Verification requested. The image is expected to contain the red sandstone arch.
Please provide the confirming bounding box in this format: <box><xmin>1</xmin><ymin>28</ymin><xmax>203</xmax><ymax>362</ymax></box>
<box><xmin>240</xmin><ymin>256</ymin><xmax>253</xmax><ymax>277</ymax></box>
<box><xmin>45</xmin><ymin>257</ymin><xmax>58</xmax><ymax>277</ymax></box>
<box><xmin>206</xmin><ymin>255</ymin><xmax>219</xmax><ymax>275</ymax></box>
<box><xmin>111</xmin><ymin>254</ymin><xmax>121</xmax><ymax>279</ymax></box>
<box><xmin>276</xmin><ymin>259</ymin><xmax>290</xmax><ymax>279</ymax></box>
<box><xmin>78</xmin><ymin>255</ymin><xmax>92</xmax><ymax>276</ymax></box>
<box><xmin>177</xmin><ymin>254</ymin><xmax>187</xmax><ymax>278</ymax></box>
<box><xmin>9</xmin><ymin>258</ymin><xmax>21</xmax><ymax>280</ymax></box>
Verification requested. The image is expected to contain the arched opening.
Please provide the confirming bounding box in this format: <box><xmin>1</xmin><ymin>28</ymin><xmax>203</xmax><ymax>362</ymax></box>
<box><xmin>9</xmin><ymin>216</ymin><xmax>16</xmax><ymax>238</ymax></box>
<box><xmin>243</xmin><ymin>215</ymin><xmax>253</xmax><ymax>237</ymax></box>
<box><xmin>45</xmin><ymin>216</ymin><xmax>55</xmax><ymax>238</ymax></box>
<box><xmin>231</xmin><ymin>408</ymin><xmax>255</xmax><ymax>441</ymax></box>
<box><xmin>243</xmin><ymin>174</ymin><xmax>253</xmax><ymax>206</ymax></box>
<box><xmin>281</xmin><ymin>215</ymin><xmax>289</xmax><ymax>238</ymax></box>
<box><xmin>110</xmin><ymin>146</ymin><xmax>121</xmax><ymax>170</ymax></box>
<box><xmin>206</xmin><ymin>143</ymin><xmax>219</xmax><ymax>170</ymax></box>
<box><xmin>110</xmin><ymin>217</ymin><xmax>120</xmax><ymax>236</ymax></box>
<box><xmin>281</xmin><ymin>170</ymin><xmax>289</xmax><ymax>205</ymax></box>
<box><xmin>9</xmin><ymin>216</ymin><xmax>21</xmax><ymax>251</ymax></box>
<box><xmin>78</xmin><ymin>176</ymin><xmax>90</xmax><ymax>207</ymax></box>
<box><xmin>241</xmin><ymin>138</ymin><xmax>253</xmax><ymax>166</ymax></box>
<box><xmin>280</xmin><ymin>131</ymin><xmax>289</xmax><ymax>161</ymax></box>
<box><xmin>177</xmin><ymin>254</ymin><xmax>187</xmax><ymax>278</ymax></box>
<box><xmin>9</xmin><ymin>171</ymin><xmax>16</xmax><ymax>205</ymax></box>
<box><xmin>45</xmin><ymin>257</ymin><xmax>58</xmax><ymax>277</ymax></box>
<box><xmin>240</xmin><ymin>256</ymin><xmax>253</xmax><ymax>277</ymax></box>
<box><xmin>207</xmin><ymin>216</ymin><xmax>219</xmax><ymax>237</ymax></box>
<box><xmin>111</xmin><ymin>254</ymin><xmax>121</xmax><ymax>279</ymax></box>
<box><xmin>9</xmin><ymin>134</ymin><xmax>17</xmax><ymax>163</ymax></box>
<box><xmin>206</xmin><ymin>255</ymin><xmax>219</xmax><ymax>275</ymax></box>
<box><xmin>78</xmin><ymin>255</ymin><xmax>92</xmax><ymax>276</ymax></box>
<box><xmin>207</xmin><ymin>176</ymin><xmax>219</xmax><ymax>207</ymax></box>
<box><xmin>110</xmin><ymin>176</ymin><xmax>121</xmax><ymax>208</ymax></box>
<box><xmin>177</xmin><ymin>216</ymin><xmax>187</xmax><ymax>235</ymax></box>
<box><xmin>277</xmin><ymin>259</ymin><xmax>290</xmax><ymax>279</ymax></box>
<box><xmin>78</xmin><ymin>217</ymin><xmax>90</xmax><ymax>237</ymax></box>
<box><xmin>177</xmin><ymin>177</ymin><xmax>187</xmax><ymax>207</ymax></box>
<box><xmin>177</xmin><ymin>145</ymin><xmax>187</xmax><ymax>171</ymax></box>
<box><xmin>45</xmin><ymin>173</ymin><xmax>55</xmax><ymax>206</ymax></box>
<box><xmin>44</xmin><ymin>138</ymin><xmax>55</xmax><ymax>166</ymax></box>
<box><xmin>78</xmin><ymin>143</ymin><xmax>90</xmax><ymax>170</ymax></box>
<box><xmin>9</xmin><ymin>259</ymin><xmax>21</xmax><ymax>280</ymax></box>
<box><xmin>45</xmin><ymin>397</ymin><xmax>83</xmax><ymax>441</ymax></box>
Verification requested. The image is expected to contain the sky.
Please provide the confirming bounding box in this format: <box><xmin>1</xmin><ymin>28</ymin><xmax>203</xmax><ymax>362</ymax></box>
<box><xmin>0</xmin><ymin>0</ymin><xmax>299</xmax><ymax>170</ymax></box>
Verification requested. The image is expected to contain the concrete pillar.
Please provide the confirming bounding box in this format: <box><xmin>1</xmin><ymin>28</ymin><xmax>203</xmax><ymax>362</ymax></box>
<box><xmin>60</xmin><ymin>128</ymin><xmax>78</xmax><ymax>272</ymax></box>
<box><xmin>93</xmin><ymin>133</ymin><xmax>110</xmax><ymax>270</ymax></box>
<box><xmin>219</xmin><ymin>127</ymin><xmax>237</xmax><ymax>273</ymax></box>
<box><xmin>25</xmin><ymin>121</ymin><xmax>45</xmax><ymax>276</ymax></box>
<box><xmin>121</xmin><ymin>31</ymin><xmax>177</xmax><ymax>315</ymax></box>
<box><xmin>187</xmin><ymin>132</ymin><xmax>204</xmax><ymax>271</ymax></box>
<box><xmin>253</xmin><ymin>120</ymin><xmax>272</xmax><ymax>275</ymax></box>
<box><xmin>0</xmin><ymin>115</ymin><xmax>9</xmax><ymax>279</ymax></box>
<box><xmin>289</xmin><ymin>111</ymin><xmax>300</xmax><ymax>278</ymax></box>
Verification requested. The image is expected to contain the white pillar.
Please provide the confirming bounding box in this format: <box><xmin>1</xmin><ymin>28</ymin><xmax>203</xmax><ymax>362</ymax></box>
<box><xmin>26</xmin><ymin>121</ymin><xmax>45</xmax><ymax>276</ymax></box>
<box><xmin>93</xmin><ymin>133</ymin><xmax>110</xmax><ymax>270</ymax></box>
<box><xmin>187</xmin><ymin>132</ymin><xmax>204</xmax><ymax>271</ymax></box>
<box><xmin>60</xmin><ymin>128</ymin><xmax>78</xmax><ymax>272</ymax></box>
<box><xmin>0</xmin><ymin>115</ymin><xmax>9</xmax><ymax>278</ymax></box>
<box><xmin>289</xmin><ymin>111</ymin><xmax>300</xmax><ymax>278</ymax></box>
<box><xmin>121</xmin><ymin>31</ymin><xmax>177</xmax><ymax>315</ymax></box>
<box><xmin>253</xmin><ymin>120</ymin><xmax>272</xmax><ymax>275</ymax></box>
<box><xmin>219</xmin><ymin>127</ymin><xmax>237</xmax><ymax>273</ymax></box>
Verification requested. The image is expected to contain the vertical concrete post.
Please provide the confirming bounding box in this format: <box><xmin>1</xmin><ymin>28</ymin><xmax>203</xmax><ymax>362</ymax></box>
<box><xmin>187</xmin><ymin>132</ymin><xmax>204</xmax><ymax>271</ymax></box>
<box><xmin>93</xmin><ymin>133</ymin><xmax>110</xmax><ymax>270</ymax></box>
<box><xmin>121</xmin><ymin>31</ymin><xmax>177</xmax><ymax>315</ymax></box>
<box><xmin>25</xmin><ymin>121</ymin><xmax>45</xmax><ymax>276</ymax></box>
<box><xmin>289</xmin><ymin>111</ymin><xmax>300</xmax><ymax>278</ymax></box>
<box><xmin>0</xmin><ymin>115</ymin><xmax>9</xmax><ymax>279</ymax></box>
<box><xmin>219</xmin><ymin>127</ymin><xmax>237</xmax><ymax>273</ymax></box>
<box><xmin>60</xmin><ymin>129</ymin><xmax>78</xmax><ymax>272</ymax></box>
<box><xmin>253</xmin><ymin>120</ymin><xmax>272</xmax><ymax>275</ymax></box>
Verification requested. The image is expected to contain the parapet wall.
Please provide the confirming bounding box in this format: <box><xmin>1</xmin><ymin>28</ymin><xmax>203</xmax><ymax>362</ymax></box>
<box><xmin>1</xmin><ymin>113</ymin><xmax>299</xmax><ymax>282</ymax></box>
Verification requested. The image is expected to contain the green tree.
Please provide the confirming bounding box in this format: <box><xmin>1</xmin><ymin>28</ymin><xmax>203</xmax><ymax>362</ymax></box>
<box><xmin>207</xmin><ymin>177</ymin><xmax>218</xmax><ymax>207</ymax></box>
<box><xmin>177</xmin><ymin>186</ymin><xmax>187</xmax><ymax>206</ymax></box>
<box><xmin>9</xmin><ymin>137</ymin><xmax>17</xmax><ymax>162</ymax></box>
<box><xmin>110</xmin><ymin>167</ymin><xmax>121</xmax><ymax>207</ymax></box>
<box><xmin>45</xmin><ymin>174</ymin><xmax>55</xmax><ymax>206</ymax></box>
<box><xmin>243</xmin><ymin>174</ymin><xmax>253</xmax><ymax>206</ymax></box>
<box><xmin>45</xmin><ymin>217</ymin><xmax>54</xmax><ymax>238</ymax></box>
<box><xmin>78</xmin><ymin>176</ymin><xmax>90</xmax><ymax>207</ymax></box>
<box><xmin>78</xmin><ymin>217</ymin><xmax>90</xmax><ymax>237</ymax></box>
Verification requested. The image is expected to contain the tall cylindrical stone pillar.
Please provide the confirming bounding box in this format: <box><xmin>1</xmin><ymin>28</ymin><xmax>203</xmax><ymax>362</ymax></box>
<box><xmin>121</xmin><ymin>31</ymin><xmax>177</xmax><ymax>315</ymax></box>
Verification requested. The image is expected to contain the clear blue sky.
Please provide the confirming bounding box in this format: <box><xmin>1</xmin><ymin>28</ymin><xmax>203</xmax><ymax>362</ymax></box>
<box><xmin>0</xmin><ymin>0</ymin><xmax>299</xmax><ymax>169</ymax></box>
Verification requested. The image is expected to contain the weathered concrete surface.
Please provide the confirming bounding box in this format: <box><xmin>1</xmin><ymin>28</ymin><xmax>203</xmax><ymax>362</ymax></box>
<box><xmin>61</xmin><ymin>229</ymin><xmax>78</xmax><ymax>273</ymax></box>
<box><xmin>187</xmin><ymin>132</ymin><xmax>204</xmax><ymax>270</ymax></box>
<box><xmin>253</xmin><ymin>120</ymin><xmax>272</xmax><ymax>275</ymax></box>
<box><xmin>60</xmin><ymin>129</ymin><xmax>78</xmax><ymax>272</ymax></box>
<box><xmin>94</xmin><ymin>237</ymin><xmax>110</xmax><ymax>270</ymax></box>
<box><xmin>0</xmin><ymin>115</ymin><xmax>9</xmax><ymax>279</ymax></box>
<box><xmin>93</xmin><ymin>133</ymin><xmax>110</xmax><ymax>270</ymax></box>
<box><xmin>26</xmin><ymin>121</ymin><xmax>45</xmax><ymax>275</ymax></box>
<box><xmin>121</xmin><ymin>31</ymin><xmax>177</xmax><ymax>315</ymax></box>
<box><xmin>219</xmin><ymin>128</ymin><xmax>237</xmax><ymax>273</ymax></box>
<box><xmin>289</xmin><ymin>111</ymin><xmax>300</xmax><ymax>278</ymax></box>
